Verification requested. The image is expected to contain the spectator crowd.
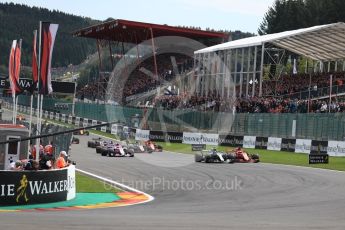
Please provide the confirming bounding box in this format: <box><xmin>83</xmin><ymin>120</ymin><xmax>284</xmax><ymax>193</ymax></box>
<box><xmin>8</xmin><ymin>142</ymin><xmax>71</xmax><ymax>171</ymax></box>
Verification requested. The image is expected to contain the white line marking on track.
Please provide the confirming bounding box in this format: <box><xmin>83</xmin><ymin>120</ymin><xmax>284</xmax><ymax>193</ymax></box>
<box><xmin>76</xmin><ymin>168</ymin><xmax>155</xmax><ymax>206</ymax></box>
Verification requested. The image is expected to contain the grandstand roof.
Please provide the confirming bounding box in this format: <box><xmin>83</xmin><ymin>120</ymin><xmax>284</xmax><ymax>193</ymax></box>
<box><xmin>73</xmin><ymin>19</ymin><xmax>228</xmax><ymax>45</ymax></box>
<box><xmin>195</xmin><ymin>22</ymin><xmax>345</xmax><ymax>61</ymax></box>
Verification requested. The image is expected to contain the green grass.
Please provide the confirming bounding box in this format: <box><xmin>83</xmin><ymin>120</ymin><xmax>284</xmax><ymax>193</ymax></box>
<box><xmin>158</xmin><ymin>142</ymin><xmax>345</xmax><ymax>172</ymax></box>
<box><xmin>76</xmin><ymin>172</ymin><xmax>121</xmax><ymax>193</ymax></box>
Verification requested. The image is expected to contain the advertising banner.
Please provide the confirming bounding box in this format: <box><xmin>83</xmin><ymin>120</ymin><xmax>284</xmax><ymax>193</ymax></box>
<box><xmin>255</xmin><ymin>137</ymin><xmax>268</xmax><ymax>149</ymax></box>
<box><xmin>295</xmin><ymin>139</ymin><xmax>312</xmax><ymax>154</ymax></box>
<box><xmin>83</xmin><ymin>119</ymin><xmax>88</xmax><ymax>128</ymax></box>
<box><xmin>101</xmin><ymin>123</ymin><xmax>107</xmax><ymax>133</ymax></box>
<box><xmin>92</xmin><ymin>120</ymin><xmax>97</xmax><ymax>130</ymax></box>
<box><xmin>310</xmin><ymin>140</ymin><xmax>328</xmax><ymax>154</ymax></box>
<box><xmin>75</xmin><ymin>117</ymin><xmax>80</xmax><ymax>126</ymax></box>
<box><xmin>61</xmin><ymin>114</ymin><xmax>66</xmax><ymax>123</ymax></box>
<box><xmin>149</xmin><ymin>131</ymin><xmax>183</xmax><ymax>143</ymax></box>
<box><xmin>281</xmin><ymin>138</ymin><xmax>296</xmax><ymax>152</ymax></box>
<box><xmin>182</xmin><ymin>132</ymin><xmax>219</xmax><ymax>145</ymax></box>
<box><xmin>135</xmin><ymin>129</ymin><xmax>150</xmax><ymax>141</ymax></box>
<box><xmin>327</xmin><ymin>141</ymin><xmax>345</xmax><ymax>156</ymax></box>
<box><xmin>68</xmin><ymin>115</ymin><xmax>72</xmax><ymax>124</ymax></box>
<box><xmin>243</xmin><ymin>136</ymin><xmax>256</xmax><ymax>149</ymax></box>
<box><xmin>192</xmin><ymin>144</ymin><xmax>206</xmax><ymax>151</ymax></box>
<box><xmin>218</xmin><ymin>135</ymin><xmax>243</xmax><ymax>147</ymax></box>
<box><xmin>49</xmin><ymin>112</ymin><xmax>54</xmax><ymax>120</ymax></box>
<box><xmin>267</xmin><ymin>137</ymin><xmax>282</xmax><ymax>151</ymax></box>
<box><xmin>55</xmin><ymin>113</ymin><xmax>60</xmax><ymax>121</ymax></box>
<box><xmin>0</xmin><ymin>166</ymin><xmax>75</xmax><ymax>206</ymax></box>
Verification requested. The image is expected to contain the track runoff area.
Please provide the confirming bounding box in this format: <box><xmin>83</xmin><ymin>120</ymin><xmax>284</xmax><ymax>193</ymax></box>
<box><xmin>1</xmin><ymin>110</ymin><xmax>345</xmax><ymax>230</ymax></box>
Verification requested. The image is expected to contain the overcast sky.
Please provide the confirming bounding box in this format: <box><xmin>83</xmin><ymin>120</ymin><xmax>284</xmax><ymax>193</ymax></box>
<box><xmin>1</xmin><ymin>0</ymin><xmax>275</xmax><ymax>33</ymax></box>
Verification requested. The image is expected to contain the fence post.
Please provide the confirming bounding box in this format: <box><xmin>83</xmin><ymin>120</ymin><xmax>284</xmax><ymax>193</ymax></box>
<box><xmin>292</xmin><ymin>119</ymin><xmax>296</xmax><ymax>138</ymax></box>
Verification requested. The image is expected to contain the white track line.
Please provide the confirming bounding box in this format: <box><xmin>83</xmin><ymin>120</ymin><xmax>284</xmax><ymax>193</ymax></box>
<box><xmin>76</xmin><ymin>168</ymin><xmax>154</xmax><ymax>206</ymax></box>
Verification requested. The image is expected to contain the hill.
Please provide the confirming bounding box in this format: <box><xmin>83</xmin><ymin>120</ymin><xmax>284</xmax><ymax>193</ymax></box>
<box><xmin>0</xmin><ymin>2</ymin><xmax>98</xmax><ymax>70</ymax></box>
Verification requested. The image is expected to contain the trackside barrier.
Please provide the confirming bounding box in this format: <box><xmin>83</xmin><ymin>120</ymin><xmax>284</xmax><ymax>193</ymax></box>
<box><xmin>3</xmin><ymin>103</ymin><xmax>345</xmax><ymax>156</ymax></box>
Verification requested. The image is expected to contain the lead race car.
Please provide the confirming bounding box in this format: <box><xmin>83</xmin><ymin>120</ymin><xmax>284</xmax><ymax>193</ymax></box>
<box><xmin>195</xmin><ymin>147</ymin><xmax>259</xmax><ymax>163</ymax></box>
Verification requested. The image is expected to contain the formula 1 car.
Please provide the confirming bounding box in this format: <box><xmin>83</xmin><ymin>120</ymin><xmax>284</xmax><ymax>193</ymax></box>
<box><xmin>230</xmin><ymin>148</ymin><xmax>260</xmax><ymax>163</ymax></box>
<box><xmin>126</xmin><ymin>142</ymin><xmax>150</xmax><ymax>153</ymax></box>
<box><xmin>100</xmin><ymin>143</ymin><xmax>134</xmax><ymax>157</ymax></box>
<box><xmin>195</xmin><ymin>149</ymin><xmax>235</xmax><ymax>163</ymax></box>
<box><xmin>87</xmin><ymin>137</ymin><xmax>104</xmax><ymax>148</ymax></box>
<box><xmin>195</xmin><ymin>148</ymin><xmax>259</xmax><ymax>163</ymax></box>
<box><xmin>144</xmin><ymin>140</ymin><xmax>163</xmax><ymax>152</ymax></box>
<box><xmin>71</xmin><ymin>136</ymin><xmax>80</xmax><ymax>144</ymax></box>
<box><xmin>16</xmin><ymin>114</ymin><xmax>26</xmax><ymax>121</ymax></box>
<box><xmin>96</xmin><ymin>140</ymin><xmax>108</xmax><ymax>153</ymax></box>
<box><xmin>73</xmin><ymin>129</ymin><xmax>89</xmax><ymax>136</ymax></box>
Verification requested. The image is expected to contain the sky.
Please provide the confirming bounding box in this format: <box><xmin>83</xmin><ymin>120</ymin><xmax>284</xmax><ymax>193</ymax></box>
<box><xmin>1</xmin><ymin>0</ymin><xmax>275</xmax><ymax>33</ymax></box>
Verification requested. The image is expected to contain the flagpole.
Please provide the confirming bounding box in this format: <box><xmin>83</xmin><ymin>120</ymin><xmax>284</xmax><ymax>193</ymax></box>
<box><xmin>12</xmin><ymin>93</ymin><xmax>16</xmax><ymax>124</ymax></box>
<box><xmin>35</xmin><ymin>21</ymin><xmax>42</xmax><ymax>162</ymax></box>
<box><xmin>29</xmin><ymin>30</ymin><xmax>37</xmax><ymax>158</ymax></box>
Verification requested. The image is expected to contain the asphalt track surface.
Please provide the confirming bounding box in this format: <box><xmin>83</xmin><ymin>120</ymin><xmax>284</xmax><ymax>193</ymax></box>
<box><xmin>1</xmin><ymin>112</ymin><xmax>345</xmax><ymax>229</ymax></box>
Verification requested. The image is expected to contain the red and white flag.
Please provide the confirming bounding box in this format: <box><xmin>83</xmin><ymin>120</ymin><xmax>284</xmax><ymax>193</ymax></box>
<box><xmin>8</xmin><ymin>39</ymin><xmax>23</xmax><ymax>96</ymax></box>
<box><xmin>39</xmin><ymin>22</ymin><xmax>58</xmax><ymax>95</ymax></box>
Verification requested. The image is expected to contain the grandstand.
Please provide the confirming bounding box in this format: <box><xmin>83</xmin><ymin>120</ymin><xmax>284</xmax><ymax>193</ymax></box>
<box><xmin>73</xmin><ymin>20</ymin><xmax>345</xmax><ymax>115</ymax></box>
<box><xmin>156</xmin><ymin>22</ymin><xmax>345</xmax><ymax>114</ymax></box>
<box><xmin>73</xmin><ymin>19</ymin><xmax>228</xmax><ymax>104</ymax></box>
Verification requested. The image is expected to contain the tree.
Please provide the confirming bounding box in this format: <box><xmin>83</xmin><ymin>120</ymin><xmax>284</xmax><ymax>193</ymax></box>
<box><xmin>258</xmin><ymin>0</ymin><xmax>309</xmax><ymax>35</ymax></box>
<box><xmin>259</xmin><ymin>0</ymin><xmax>345</xmax><ymax>35</ymax></box>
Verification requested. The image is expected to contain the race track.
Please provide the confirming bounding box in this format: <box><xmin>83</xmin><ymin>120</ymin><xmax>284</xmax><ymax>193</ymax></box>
<box><xmin>1</xmin><ymin>113</ymin><xmax>345</xmax><ymax>229</ymax></box>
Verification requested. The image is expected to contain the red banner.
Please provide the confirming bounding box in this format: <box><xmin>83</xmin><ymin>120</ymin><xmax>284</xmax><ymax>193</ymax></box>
<box><xmin>8</xmin><ymin>40</ymin><xmax>23</xmax><ymax>95</ymax></box>
<box><xmin>39</xmin><ymin>22</ymin><xmax>58</xmax><ymax>95</ymax></box>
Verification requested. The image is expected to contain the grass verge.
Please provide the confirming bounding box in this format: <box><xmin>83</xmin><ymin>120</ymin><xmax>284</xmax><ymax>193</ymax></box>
<box><xmin>158</xmin><ymin>141</ymin><xmax>345</xmax><ymax>172</ymax></box>
<box><xmin>76</xmin><ymin>172</ymin><xmax>121</xmax><ymax>193</ymax></box>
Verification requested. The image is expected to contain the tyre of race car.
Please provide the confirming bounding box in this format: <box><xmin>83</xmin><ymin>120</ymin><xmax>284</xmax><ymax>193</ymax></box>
<box><xmin>128</xmin><ymin>149</ymin><xmax>135</xmax><ymax>156</ymax></box>
<box><xmin>195</xmin><ymin>153</ymin><xmax>204</xmax><ymax>162</ymax></box>
<box><xmin>96</xmin><ymin>147</ymin><xmax>101</xmax><ymax>153</ymax></box>
<box><xmin>128</xmin><ymin>149</ymin><xmax>135</xmax><ymax>157</ymax></box>
<box><xmin>87</xmin><ymin>141</ymin><xmax>93</xmax><ymax>148</ymax></box>
<box><xmin>147</xmin><ymin>148</ymin><xmax>153</xmax><ymax>153</ymax></box>
<box><xmin>226</xmin><ymin>153</ymin><xmax>236</xmax><ymax>163</ymax></box>
<box><xmin>251</xmin><ymin>153</ymin><xmax>259</xmax><ymax>159</ymax></box>
<box><xmin>101</xmin><ymin>151</ymin><xmax>107</xmax><ymax>156</ymax></box>
<box><xmin>251</xmin><ymin>153</ymin><xmax>260</xmax><ymax>162</ymax></box>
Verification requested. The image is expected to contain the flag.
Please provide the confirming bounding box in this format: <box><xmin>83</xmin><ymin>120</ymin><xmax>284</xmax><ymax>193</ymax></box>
<box><xmin>30</xmin><ymin>30</ymin><xmax>38</xmax><ymax>94</ymax></box>
<box><xmin>8</xmin><ymin>40</ymin><xmax>23</xmax><ymax>96</ymax></box>
<box><xmin>39</xmin><ymin>22</ymin><xmax>58</xmax><ymax>95</ymax></box>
